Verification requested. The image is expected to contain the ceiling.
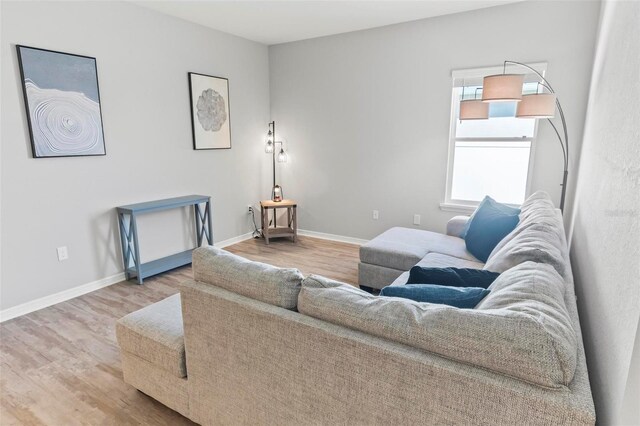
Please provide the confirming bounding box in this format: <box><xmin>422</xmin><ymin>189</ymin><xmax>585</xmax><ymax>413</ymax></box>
<box><xmin>134</xmin><ymin>1</ymin><xmax>524</xmax><ymax>45</ymax></box>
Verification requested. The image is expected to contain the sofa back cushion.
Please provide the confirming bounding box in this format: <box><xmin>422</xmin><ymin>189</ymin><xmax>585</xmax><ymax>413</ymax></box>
<box><xmin>298</xmin><ymin>263</ymin><xmax>576</xmax><ymax>388</ymax></box>
<box><xmin>476</xmin><ymin>262</ymin><xmax>577</xmax><ymax>384</ymax></box>
<box><xmin>192</xmin><ymin>247</ymin><xmax>303</xmax><ymax>310</ymax></box>
<box><xmin>484</xmin><ymin>191</ymin><xmax>569</xmax><ymax>277</ymax></box>
<box><xmin>484</xmin><ymin>223</ymin><xmax>567</xmax><ymax>278</ymax></box>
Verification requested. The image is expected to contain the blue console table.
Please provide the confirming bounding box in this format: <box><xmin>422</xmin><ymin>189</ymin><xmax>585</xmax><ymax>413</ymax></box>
<box><xmin>116</xmin><ymin>195</ymin><xmax>213</xmax><ymax>284</ymax></box>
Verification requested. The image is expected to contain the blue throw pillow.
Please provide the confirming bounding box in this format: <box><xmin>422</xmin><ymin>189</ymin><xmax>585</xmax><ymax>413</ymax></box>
<box><xmin>461</xmin><ymin>196</ymin><xmax>520</xmax><ymax>238</ymax></box>
<box><xmin>407</xmin><ymin>266</ymin><xmax>499</xmax><ymax>289</ymax></box>
<box><xmin>464</xmin><ymin>196</ymin><xmax>520</xmax><ymax>262</ymax></box>
<box><xmin>380</xmin><ymin>284</ymin><xmax>489</xmax><ymax>309</ymax></box>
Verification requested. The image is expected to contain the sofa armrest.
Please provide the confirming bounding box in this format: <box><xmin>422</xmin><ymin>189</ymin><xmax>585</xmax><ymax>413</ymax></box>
<box><xmin>446</xmin><ymin>215</ymin><xmax>470</xmax><ymax>238</ymax></box>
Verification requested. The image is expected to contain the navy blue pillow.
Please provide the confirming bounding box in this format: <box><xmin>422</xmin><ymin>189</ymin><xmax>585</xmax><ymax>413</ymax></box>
<box><xmin>380</xmin><ymin>284</ymin><xmax>489</xmax><ymax>309</ymax></box>
<box><xmin>464</xmin><ymin>196</ymin><xmax>520</xmax><ymax>262</ymax></box>
<box><xmin>407</xmin><ymin>266</ymin><xmax>499</xmax><ymax>289</ymax></box>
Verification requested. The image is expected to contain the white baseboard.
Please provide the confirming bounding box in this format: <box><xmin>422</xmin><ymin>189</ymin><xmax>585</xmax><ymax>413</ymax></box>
<box><xmin>215</xmin><ymin>232</ymin><xmax>254</xmax><ymax>248</ymax></box>
<box><xmin>0</xmin><ymin>271</ymin><xmax>126</xmax><ymax>323</ymax></box>
<box><xmin>215</xmin><ymin>229</ymin><xmax>368</xmax><ymax>247</ymax></box>
<box><xmin>298</xmin><ymin>229</ymin><xmax>368</xmax><ymax>245</ymax></box>
<box><xmin>0</xmin><ymin>231</ymin><xmax>357</xmax><ymax>322</ymax></box>
<box><xmin>0</xmin><ymin>232</ymin><xmax>255</xmax><ymax>323</ymax></box>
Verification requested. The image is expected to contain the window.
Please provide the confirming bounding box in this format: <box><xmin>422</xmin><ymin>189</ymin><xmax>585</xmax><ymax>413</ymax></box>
<box><xmin>444</xmin><ymin>64</ymin><xmax>546</xmax><ymax>208</ymax></box>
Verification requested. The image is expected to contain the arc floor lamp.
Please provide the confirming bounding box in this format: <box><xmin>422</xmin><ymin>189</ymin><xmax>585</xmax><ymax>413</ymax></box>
<box><xmin>264</xmin><ymin>121</ymin><xmax>287</xmax><ymax>202</ymax></box>
<box><xmin>459</xmin><ymin>61</ymin><xmax>569</xmax><ymax>212</ymax></box>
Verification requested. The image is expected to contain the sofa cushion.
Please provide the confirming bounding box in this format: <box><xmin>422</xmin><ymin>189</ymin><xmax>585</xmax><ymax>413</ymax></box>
<box><xmin>483</xmin><ymin>191</ymin><xmax>569</xmax><ymax>278</ymax></box>
<box><xmin>390</xmin><ymin>253</ymin><xmax>485</xmax><ymax>286</ymax></box>
<box><xmin>192</xmin><ymin>246</ymin><xmax>304</xmax><ymax>310</ymax></box>
<box><xmin>476</xmin><ymin>262</ymin><xmax>577</xmax><ymax>385</ymax></box>
<box><xmin>446</xmin><ymin>215</ymin><xmax>470</xmax><ymax>238</ymax></box>
<box><xmin>407</xmin><ymin>266</ymin><xmax>499</xmax><ymax>289</ymax></box>
<box><xmin>520</xmin><ymin>190</ymin><xmax>558</xmax><ymax>215</ymax></box>
<box><xmin>299</xmin><ymin>263</ymin><xmax>577</xmax><ymax>388</ymax></box>
<box><xmin>416</xmin><ymin>252</ymin><xmax>485</xmax><ymax>269</ymax></box>
<box><xmin>360</xmin><ymin>227</ymin><xmax>478</xmax><ymax>271</ymax></box>
<box><xmin>358</xmin><ymin>262</ymin><xmax>405</xmax><ymax>290</ymax></box>
<box><xmin>464</xmin><ymin>197</ymin><xmax>520</xmax><ymax>262</ymax></box>
<box><xmin>390</xmin><ymin>271</ymin><xmax>410</xmax><ymax>286</ymax></box>
<box><xmin>488</xmin><ymin>191</ymin><xmax>564</xmax><ymax>261</ymax></box>
<box><xmin>380</xmin><ymin>284</ymin><xmax>489</xmax><ymax>308</ymax></box>
<box><xmin>484</xmin><ymin>223</ymin><xmax>567</xmax><ymax>278</ymax></box>
<box><xmin>116</xmin><ymin>294</ymin><xmax>186</xmax><ymax>378</ymax></box>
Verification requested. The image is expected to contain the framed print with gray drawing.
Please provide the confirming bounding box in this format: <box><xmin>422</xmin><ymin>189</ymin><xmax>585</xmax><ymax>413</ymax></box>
<box><xmin>188</xmin><ymin>72</ymin><xmax>231</xmax><ymax>150</ymax></box>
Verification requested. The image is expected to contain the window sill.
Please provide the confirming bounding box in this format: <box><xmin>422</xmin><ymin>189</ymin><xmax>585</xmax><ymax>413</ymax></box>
<box><xmin>439</xmin><ymin>202</ymin><xmax>477</xmax><ymax>214</ymax></box>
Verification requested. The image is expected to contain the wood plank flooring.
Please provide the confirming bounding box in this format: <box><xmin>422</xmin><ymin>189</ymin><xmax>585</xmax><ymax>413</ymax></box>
<box><xmin>0</xmin><ymin>236</ymin><xmax>360</xmax><ymax>425</ymax></box>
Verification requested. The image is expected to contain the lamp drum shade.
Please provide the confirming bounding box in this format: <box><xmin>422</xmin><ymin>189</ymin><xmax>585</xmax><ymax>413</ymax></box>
<box><xmin>516</xmin><ymin>93</ymin><xmax>557</xmax><ymax>118</ymax></box>
<box><xmin>482</xmin><ymin>74</ymin><xmax>524</xmax><ymax>102</ymax></box>
<box><xmin>459</xmin><ymin>99</ymin><xmax>489</xmax><ymax>120</ymax></box>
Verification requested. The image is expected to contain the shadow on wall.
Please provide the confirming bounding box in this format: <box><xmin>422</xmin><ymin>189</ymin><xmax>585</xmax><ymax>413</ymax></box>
<box><xmin>90</xmin><ymin>209</ymin><xmax>122</xmax><ymax>279</ymax></box>
<box><xmin>179</xmin><ymin>206</ymin><xmax>197</xmax><ymax>247</ymax></box>
<box><xmin>12</xmin><ymin>45</ymin><xmax>34</xmax><ymax>157</ymax></box>
<box><xmin>94</xmin><ymin>204</ymin><xmax>200</xmax><ymax>279</ymax></box>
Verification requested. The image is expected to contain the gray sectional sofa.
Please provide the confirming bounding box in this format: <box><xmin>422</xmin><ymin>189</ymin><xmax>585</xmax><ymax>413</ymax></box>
<box><xmin>116</xmin><ymin>191</ymin><xmax>595</xmax><ymax>425</ymax></box>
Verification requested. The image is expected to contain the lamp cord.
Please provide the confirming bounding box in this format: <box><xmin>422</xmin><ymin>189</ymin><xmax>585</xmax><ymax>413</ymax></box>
<box><xmin>248</xmin><ymin>207</ymin><xmax>263</xmax><ymax>238</ymax></box>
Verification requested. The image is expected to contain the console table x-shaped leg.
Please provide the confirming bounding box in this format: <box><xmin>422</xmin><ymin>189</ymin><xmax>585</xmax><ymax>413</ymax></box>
<box><xmin>117</xmin><ymin>196</ymin><xmax>213</xmax><ymax>284</ymax></box>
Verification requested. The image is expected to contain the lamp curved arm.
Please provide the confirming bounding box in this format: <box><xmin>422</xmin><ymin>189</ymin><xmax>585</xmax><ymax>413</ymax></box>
<box><xmin>546</xmin><ymin>119</ymin><xmax>568</xmax><ymax>171</ymax></box>
<box><xmin>503</xmin><ymin>60</ymin><xmax>569</xmax><ymax>212</ymax></box>
<box><xmin>503</xmin><ymin>60</ymin><xmax>569</xmax><ymax>164</ymax></box>
<box><xmin>503</xmin><ymin>60</ymin><xmax>554</xmax><ymax>91</ymax></box>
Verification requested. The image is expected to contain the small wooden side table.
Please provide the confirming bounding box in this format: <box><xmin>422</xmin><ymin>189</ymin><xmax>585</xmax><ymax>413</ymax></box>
<box><xmin>260</xmin><ymin>199</ymin><xmax>297</xmax><ymax>244</ymax></box>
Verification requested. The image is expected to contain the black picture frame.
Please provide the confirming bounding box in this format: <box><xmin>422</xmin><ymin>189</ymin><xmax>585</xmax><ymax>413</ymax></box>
<box><xmin>16</xmin><ymin>45</ymin><xmax>106</xmax><ymax>159</ymax></box>
<box><xmin>188</xmin><ymin>72</ymin><xmax>232</xmax><ymax>150</ymax></box>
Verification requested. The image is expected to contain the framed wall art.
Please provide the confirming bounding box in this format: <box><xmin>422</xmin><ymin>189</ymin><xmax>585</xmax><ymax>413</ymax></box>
<box><xmin>188</xmin><ymin>72</ymin><xmax>231</xmax><ymax>150</ymax></box>
<box><xmin>17</xmin><ymin>45</ymin><xmax>106</xmax><ymax>158</ymax></box>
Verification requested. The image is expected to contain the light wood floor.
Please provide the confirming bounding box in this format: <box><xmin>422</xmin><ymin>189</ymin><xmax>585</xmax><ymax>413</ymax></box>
<box><xmin>0</xmin><ymin>236</ymin><xmax>360</xmax><ymax>425</ymax></box>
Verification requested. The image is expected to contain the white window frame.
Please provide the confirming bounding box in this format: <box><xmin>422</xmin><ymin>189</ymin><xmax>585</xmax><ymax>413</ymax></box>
<box><xmin>441</xmin><ymin>63</ymin><xmax>547</xmax><ymax>213</ymax></box>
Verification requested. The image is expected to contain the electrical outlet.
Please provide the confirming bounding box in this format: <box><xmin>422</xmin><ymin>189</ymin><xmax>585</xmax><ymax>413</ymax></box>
<box><xmin>57</xmin><ymin>246</ymin><xmax>69</xmax><ymax>261</ymax></box>
<box><xmin>413</xmin><ymin>214</ymin><xmax>421</xmax><ymax>226</ymax></box>
<box><xmin>372</xmin><ymin>210</ymin><xmax>379</xmax><ymax>220</ymax></box>
<box><xmin>247</xmin><ymin>205</ymin><xmax>253</xmax><ymax>214</ymax></box>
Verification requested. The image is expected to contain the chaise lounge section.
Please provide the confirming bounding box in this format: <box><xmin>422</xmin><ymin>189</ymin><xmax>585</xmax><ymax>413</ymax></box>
<box><xmin>358</xmin><ymin>217</ymin><xmax>481</xmax><ymax>290</ymax></box>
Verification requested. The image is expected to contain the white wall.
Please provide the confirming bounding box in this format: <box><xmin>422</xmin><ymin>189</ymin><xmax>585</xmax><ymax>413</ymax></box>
<box><xmin>269</xmin><ymin>1</ymin><xmax>600</xmax><ymax>239</ymax></box>
<box><xmin>0</xmin><ymin>1</ymin><xmax>271</xmax><ymax>311</ymax></box>
<box><xmin>620</xmin><ymin>324</ymin><xmax>640</xmax><ymax>424</ymax></box>
<box><xmin>569</xmin><ymin>0</ymin><xmax>640</xmax><ymax>423</ymax></box>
